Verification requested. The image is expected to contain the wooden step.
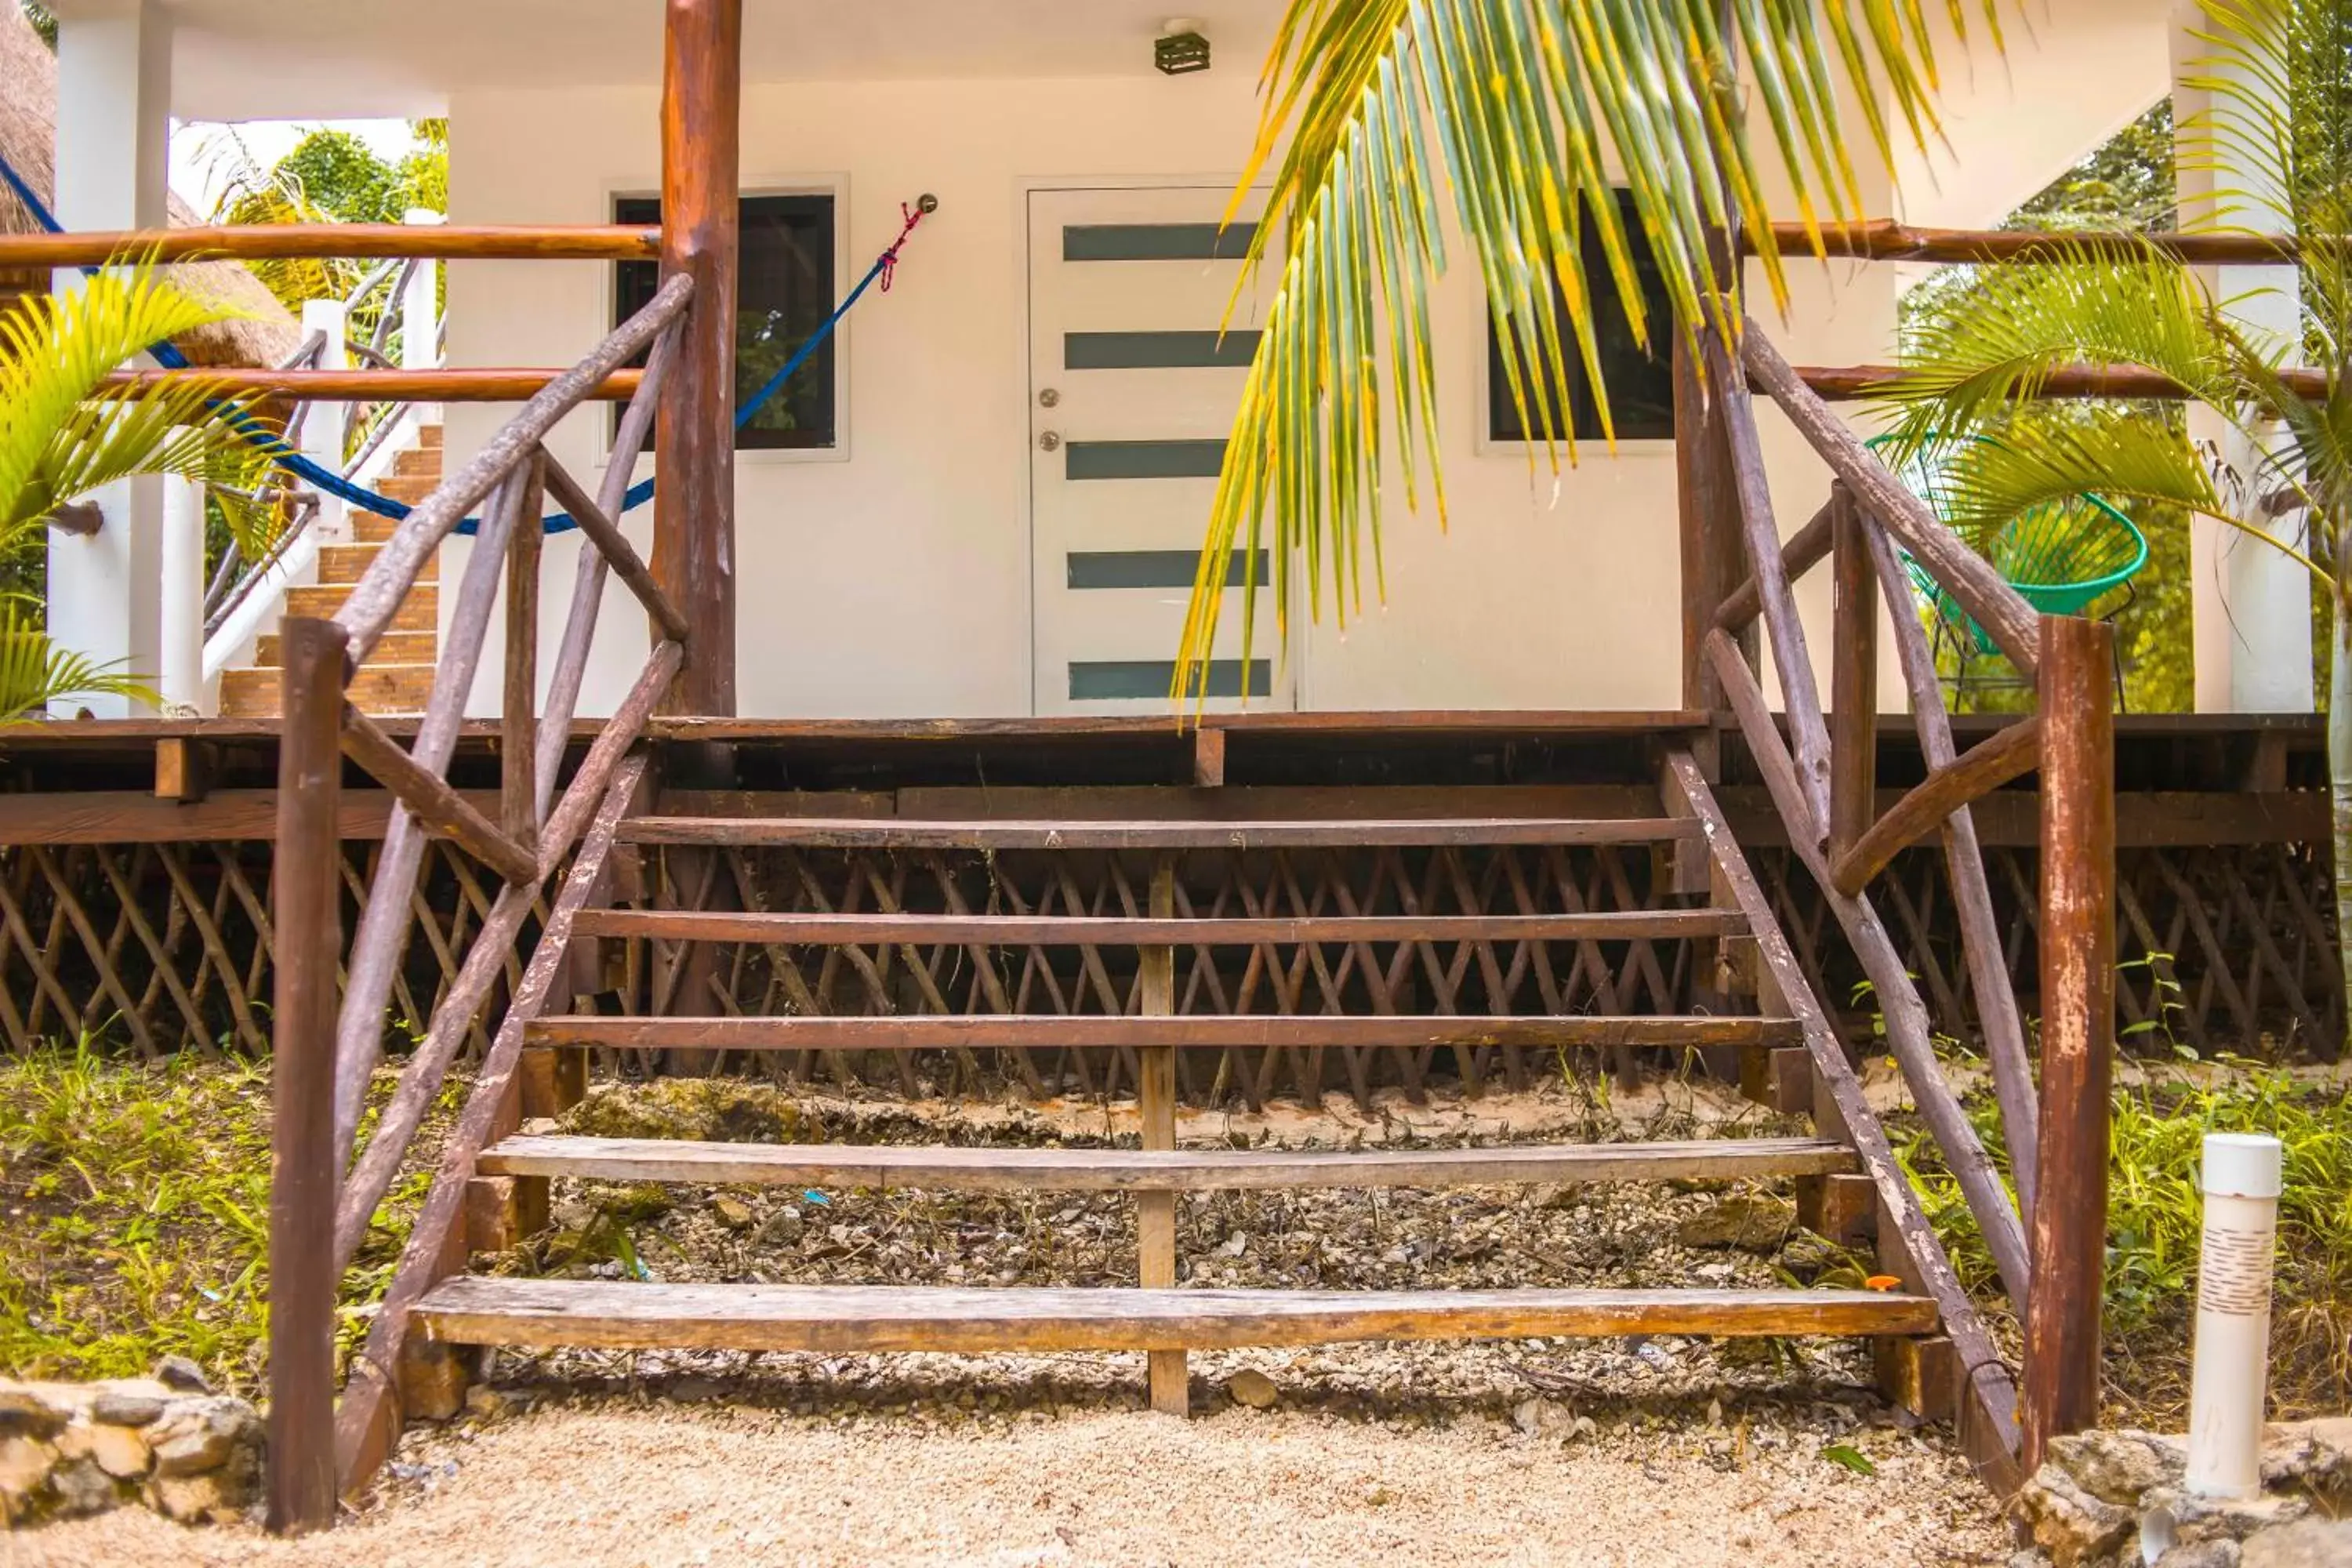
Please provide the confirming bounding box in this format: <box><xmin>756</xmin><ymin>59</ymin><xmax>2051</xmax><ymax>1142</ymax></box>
<box><xmin>524</xmin><ymin>1014</ymin><xmax>1804</xmax><ymax>1053</ymax></box>
<box><xmin>285</xmin><ymin>583</ymin><xmax>435</xmax><ymax>630</ymax></box>
<box><xmin>619</xmin><ymin>816</ymin><xmax>1704</xmax><ymax>850</ymax></box>
<box><xmin>569</xmin><ymin>909</ymin><xmax>1748</xmax><ymax>946</ymax></box>
<box><xmin>318</xmin><ymin>541</ymin><xmax>435</xmax><ymax>588</ymax></box>
<box><xmin>256</xmin><ymin>627</ymin><xmax>437</xmax><ymax>667</ymax></box>
<box><xmin>392</xmin><ymin>445</ymin><xmax>443</xmax><ymax>479</ymax></box>
<box><xmin>477</xmin><ymin>1134</ymin><xmax>1857</xmax><ymax>1191</ymax></box>
<box><xmin>413</xmin><ymin>1279</ymin><xmax>1940</xmax><ymax>1354</ymax></box>
<box><xmin>353</xmin><ymin>509</ymin><xmax>406</xmax><ymax>545</ymax></box>
<box><xmin>219</xmin><ymin>662</ymin><xmax>437</xmax><ymax>717</ymax></box>
<box><xmin>375</xmin><ymin>473</ymin><xmax>438</xmax><ymax>506</ymax></box>
<box><xmin>416</xmin><ymin>423</ymin><xmax>444</xmax><ymax>450</ymax></box>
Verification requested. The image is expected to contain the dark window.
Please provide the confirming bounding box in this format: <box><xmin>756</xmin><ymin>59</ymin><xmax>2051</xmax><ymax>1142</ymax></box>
<box><xmin>1486</xmin><ymin>191</ymin><xmax>1675</xmax><ymax>445</ymax></box>
<box><xmin>614</xmin><ymin>192</ymin><xmax>837</xmax><ymax>450</ymax></box>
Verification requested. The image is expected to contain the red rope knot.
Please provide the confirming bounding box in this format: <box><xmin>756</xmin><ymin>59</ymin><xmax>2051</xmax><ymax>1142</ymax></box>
<box><xmin>880</xmin><ymin>199</ymin><xmax>927</xmax><ymax>292</ymax></box>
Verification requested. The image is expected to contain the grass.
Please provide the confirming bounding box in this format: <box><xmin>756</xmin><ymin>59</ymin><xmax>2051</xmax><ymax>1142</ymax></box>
<box><xmin>0</xmin><ymin>1039</ymin><xmax>459</xmax><ymax>1396</ymax></box>
<box><xmin>1893</xmin><ymin>1059</ymin><xmax>2352</xmax><ymax>1425</ymax></box>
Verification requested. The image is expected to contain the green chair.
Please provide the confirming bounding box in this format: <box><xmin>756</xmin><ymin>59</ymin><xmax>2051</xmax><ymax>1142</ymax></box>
<box><xmin>1865</xmin><ymin>432</ymin><xmax>2147</xmax><ymax>710</ymax></box>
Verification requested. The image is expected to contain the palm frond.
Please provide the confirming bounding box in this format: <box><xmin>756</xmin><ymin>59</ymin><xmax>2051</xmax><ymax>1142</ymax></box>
<box><xmin>0</xmin><ymin>606</ymin><xmax>158</xmax><ymax>725</ymax></box>
<box><xmin>1938</xmin><ymin>411</ymin><xmax>2322</xmax><ymax>579</ymax></box>
<box><xmin>1878</xmin><ymin>241</ymin><xmax>2248</xmax><ymax>445</ymax></box>
<box><xmin>0</xmin><ymin>264</ymin><xmax>256</xmax><ymax>540</ymax></box>
<box><xmin>1178</xmin><ymin>0</ymin><xmax>2013</xmax><ymax>695</ymax></box>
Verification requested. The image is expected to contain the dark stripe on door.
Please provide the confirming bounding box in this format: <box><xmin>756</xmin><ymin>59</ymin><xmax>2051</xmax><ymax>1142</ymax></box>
<box><xmin>1066</xmin><ymin>550</ymin><xmax>1269</xmax><ymax>590</ymax></box>
<box><xmin>1062</xmin><ymin>223</ymin><xmax>1258</xmax><ymax>262</ymax></box>
<box><xmin>1069</xmin><ymin>659</ymin><xmax>1272</xmax><ymax>702</ymax></box>
<box><xmin>1065</xmin><ymin>439</ymin><xmax>1226</xmax><ymax>481</ymax></box>
<box><xmin>1065</xmin><ymin>330</ymin><xmax>1261</xmax><ymax>370</ymax></box>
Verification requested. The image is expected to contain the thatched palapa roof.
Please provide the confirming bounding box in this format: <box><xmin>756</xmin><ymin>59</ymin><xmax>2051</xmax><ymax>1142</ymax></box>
<box><xmin>1</xmin><ymin>3</ymin><xmax>301</xmax><ymax>368</ymax></box>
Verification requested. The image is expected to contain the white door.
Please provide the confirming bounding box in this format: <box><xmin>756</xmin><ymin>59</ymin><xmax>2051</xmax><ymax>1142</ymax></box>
<box><xmin>1027</xmin><ymin>185</ymin><xmax>1294</xmax><ymax>714</ymax></box>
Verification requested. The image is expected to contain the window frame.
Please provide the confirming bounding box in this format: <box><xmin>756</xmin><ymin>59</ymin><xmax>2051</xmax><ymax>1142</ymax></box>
<box><xmin>1472</xmin><ymin>189</ymin><xmax>1679</xmax><ymax>458</ymax></box>
<box><xmin>604</xmin><ymin>174</ymin><xmax>853</xmax><ymax>469</ymax></box>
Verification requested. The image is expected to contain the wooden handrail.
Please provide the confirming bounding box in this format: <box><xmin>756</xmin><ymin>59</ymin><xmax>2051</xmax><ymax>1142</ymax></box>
<box><xmin>536</xmin><ymin>447</ymin><xmax>691</xmax><ymax>643</ymax></box>
<box><xmin>1748</xmin><ymin>218</ymin><xmax>2315</xmax><ymax>265</ymax></box>
<box><xmin>332</xmin><ymin>271</ymin><xmax>694</xmax><ymax>667</ymax></box>
<box><xmin>328</xmin><ymin>643</ymin><xmax>681</xmax><ymax>1273</ymax></box>
<box><xmin>1739</xmin><ymin>322</ymin><xmax>2042</xmax><ymax>676</ymax></box>
<box><xmin>325</xmin><ymin>277</ymin><xmax>691</xmax><ymax>1160</ymax></box>
<box><xmin>1828</xmin><ymin>716</ymin><xmax>2044</xmax><ymax>898</ymax></box>
<box><xmin>102</xmin><ymin>368</ymin><xmax>645</xmax><ymax>402</ymax></box>
<box><xmin>339</xmin><ymin>707</ymin><xmax>539</xmax><ymax>886</ymax></box>
<box><xmin>1703</xmin><ymin>628</ymin><xmax>2032</xmax><ymax>1300</ymax></box>
<box><xmin>0</xmin><ymin>223</ymin><xmax>660</xmax><ymax>267</ymax></box>
<box><xmin>1715</xmin><ymin>497</ymin><xmax>1833</xmax><ymax>632</ymax></box>
<box><xmin>1781</xmin><ymin>362</ymin><xmax>2330</xmax><ymax>403</ymax></box>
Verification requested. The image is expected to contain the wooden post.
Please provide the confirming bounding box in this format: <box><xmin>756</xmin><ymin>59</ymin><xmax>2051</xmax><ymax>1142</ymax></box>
<box><xmin>1138</xmin><ymin>855</ymin><xmax>1186</xmax><ymax>1415</ymax></box>
<box><xmin>1828</xmin><ymin>487</ymin><xmax>1878</xmax><ymax>859</ymax></box>
<box><xmin>652</xmin><ymin>0</ymin><xmax>741</xmax><ymax>716</ymax></box>
<box><xmin>265</xmin><ymin>618</ymin><xmax>347</xmax><ymax>1535</ymax></box>
<box><xmin>2022</xmin><ymin>613</ymin><xmax>2116</xmax><ymax>1475</ymax></box>
<box><xmin>503</xmin><ymin>452</ymin><xmax>544</xmax><ymax>848</ymax></box>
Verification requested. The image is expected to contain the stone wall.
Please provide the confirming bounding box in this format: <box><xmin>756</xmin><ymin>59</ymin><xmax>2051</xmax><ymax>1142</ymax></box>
<box><xmin>0</xmin><ymin>1358</ymin><xmax>261</xmax><ymax>1530</ymax></box>
<box><xmin>2017</xmin><ymin>1422</ymin><xmax>2352</xmax><ymax>1568</ymax></box>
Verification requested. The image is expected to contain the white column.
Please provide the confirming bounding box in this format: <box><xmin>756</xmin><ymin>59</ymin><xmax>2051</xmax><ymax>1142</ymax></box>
<box><xmin>158</xmin><ymin>468</ymin><xmax>205</xmax><ymax>714</ymax></box>
<box><xmin>299</xmin><ymin>299</ymin><xmax>351</xmax><ymax>542</ymax></box>
<box><xmin>2176</xmin><ymin>1</ymin><xmax>2313</xmax><ymax>714</ymax></box>
<box><xmin>47</xmin><ymin>0</ymin><xmax>173</xmax><ymax>718</ymax></box>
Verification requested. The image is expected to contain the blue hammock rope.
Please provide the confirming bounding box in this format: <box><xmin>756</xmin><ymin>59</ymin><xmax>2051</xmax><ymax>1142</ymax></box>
<box><xmin>0</xmin><ymin>147</ymin><xmax>931</xmax><ymax>535</ymax></box>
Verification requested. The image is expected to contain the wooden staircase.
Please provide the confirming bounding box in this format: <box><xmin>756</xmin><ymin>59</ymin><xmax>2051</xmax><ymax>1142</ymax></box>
<box><xmin>398</xmin><ymin>764</ymin><xmax>1987</xmax><ymax>1431</ymax></box>
<box><xmin>220</xmin><ymin>426</ymin><xmax>445</xmax><ymax>717</ymax></box>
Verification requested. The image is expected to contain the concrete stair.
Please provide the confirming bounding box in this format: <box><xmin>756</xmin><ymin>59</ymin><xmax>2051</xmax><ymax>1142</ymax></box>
<box><xmin>219</xmin><ymin>425</ymin><xmax>445</xmax><ymax>719</ymax></box>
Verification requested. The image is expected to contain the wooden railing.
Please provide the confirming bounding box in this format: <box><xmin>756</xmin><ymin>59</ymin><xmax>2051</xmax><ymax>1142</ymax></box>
<box><xmin>263</xmin><ymin>270</ymin><xmax>695</xmax><ymax>1531</ymax></box>
<box><xmin>1683</xmin><ymin>315</ymin><xmax>2117</xmax><ymax>1484</ymax></box>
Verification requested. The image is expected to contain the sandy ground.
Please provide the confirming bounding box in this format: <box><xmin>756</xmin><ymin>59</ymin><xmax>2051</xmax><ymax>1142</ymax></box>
<box><xmin>15</xmin><ymin>1397</ymin><xmax>2011</xmax><ymax>1568</ymax></box>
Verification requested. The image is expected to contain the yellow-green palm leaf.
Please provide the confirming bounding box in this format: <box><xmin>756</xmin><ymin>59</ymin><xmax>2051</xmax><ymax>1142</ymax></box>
<box><xmin>0</xmin><ymin>605</ymin><xmax>157</xmax><ymax>725</ymax></box>
<box><xmin>0</xmin><ymin>265</ymin><xmax>253</xmax><ymax>540</ymax></box>
<box><xmin>1178</xmin><ymin>0</ymin><xmax>2013</xmax><ymax>697</ymax></box>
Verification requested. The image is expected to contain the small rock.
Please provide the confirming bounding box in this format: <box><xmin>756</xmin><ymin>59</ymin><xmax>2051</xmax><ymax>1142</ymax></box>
<box><xmin>148</xmin><ymin>1396</ymin><xmax>259</xmax><ymax>1479</ymax></box>
<box><xmin>2299</xmin><ymin>1417</ymin><xmax>2352</xmax><ymax>1482</ymax></box>
<box><xmin>0</xmin><ymin>1385</ymin><xmax>68</xmax><ymax>1440</ymax></box>
<box><xmin>2050</xmin><ymin>1428</ymin><xmax>2186</xmax><ymax>1505</ymax></box>
<box><xmin>48</xmin><ymin>1457</ymin><xmax>116</xmax><ymax>1519</ymax></box>
<box><xmin>0</xmin><ymin>1435</ymin><xmax>56</xmax><ymax>1517</ymax></box>
<box><xmin>1512</xmin><ymin>1397</ymin><xmax>1576</xmax><ymax>1438</ymax></box>
<box><xmin>89</xmin><ymin>1389</ymin><xmax>167</xmax><ymax>1428</ymax></box>
<box><xmin>151</xmin><ymin>1356</ymin><xmax>211</xmax><ymax>1395</ymax></box>
<box><xmin>2241</xmin><ymin>1519</ymin><xmax>2352</xmax><ymax>1568</ymax></box>
<box><xmin>2139</xmin><ymin>1486</ymin><xmax>2311</xmax><ymax>1543</ymax></box>
<box><xmin>1776</xmin><ymin>1229</ymin><xmax>1845</xmax><ymax>1279</ymax></box>
<box><xmin>713</xmin><ymin>1196</ymin><xmax>756</xmax><ymax>1229</ymax></box>
<box><xmin>463</xmin><ymin>1385</ymin><xmax>514</xmax><ymax>1421</ymax></box>
<box><xmin>1675</xmin><ymin>1196</ymin><xmax>1796</xmax><ymax>1252</ymax></box>
<box><xmin>2017</xmin><ymin>1467</ymin><xmax>2136</xmax><ymax>1568</ymax></box>
<box><xmin>151</xmin><ymin>1471</ymin><xmax>227</xmax><ymax>1524</ymax></box>
<box><xmin>89</xmin><ymin>1424</ymin><xmax>152</xmax><ymax>1480</ymax></box>
<box><xmin>670</xmin><ymin>1377</ymin><xmax>727</xmax><ymax>1404</ymax></box>
<box><xmin>1225</xmin><ymin>1370</ymin><xmax>1279</xmax><ymax>1410</ymax></box>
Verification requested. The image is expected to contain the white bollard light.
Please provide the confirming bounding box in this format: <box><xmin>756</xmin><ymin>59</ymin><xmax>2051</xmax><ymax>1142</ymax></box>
<box><xmin>2186</xmin><ymin>1132</ymin><xmax>2285</xmax><ymax>1499</ymax></box>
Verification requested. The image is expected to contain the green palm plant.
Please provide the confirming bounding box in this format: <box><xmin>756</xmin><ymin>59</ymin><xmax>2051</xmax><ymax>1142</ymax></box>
<box><xmin>0</xmin><ymin>263</ymin><xmax>260</xmax><ymax>719</ymax></box>
<box><xmin>1176</xmin><ymin>0</ymin><xmax>2015</xmax><ymax>691</ymax></box>
<box><xmin>1871</xmin><ymin>0</ymin><xmax>2352</xmax><ymax>1044</ymax></box>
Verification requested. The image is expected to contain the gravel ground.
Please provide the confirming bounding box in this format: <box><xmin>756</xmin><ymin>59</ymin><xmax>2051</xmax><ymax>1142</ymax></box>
<box><xmin>22</xmin><ymin>1400</ymin><xmax>2010</xmax><ymax>1566</ymax></box>
<box><xmin>15</xmin><ymin>1077</ymin><xmax>2014</xmax><ymax>1564</ymax></box>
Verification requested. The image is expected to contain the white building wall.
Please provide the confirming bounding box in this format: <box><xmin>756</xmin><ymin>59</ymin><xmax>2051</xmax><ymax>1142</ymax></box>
<box><xmin>444</xmin><ymin>73</ymin><xmax>1902</xmax><ymax>719</ymax></box>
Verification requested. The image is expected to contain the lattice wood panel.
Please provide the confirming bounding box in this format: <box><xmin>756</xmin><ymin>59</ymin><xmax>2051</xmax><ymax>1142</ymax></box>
<box><xmin>594</xmin><ymin>841</ymin><xmax>1706</xmax><ymax>1106</ymax></box>
<box><xmin>0</xmin><ymin>840</ymin><xmax>553</xmax><ymax>1058</ymax></box>
<box><xmin>1751</xmin><ymin>843</ymin><xmax>2342</xmax><ymax>1059</ymax></box>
